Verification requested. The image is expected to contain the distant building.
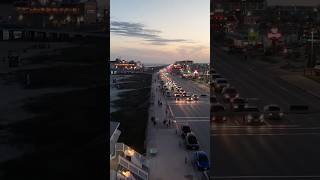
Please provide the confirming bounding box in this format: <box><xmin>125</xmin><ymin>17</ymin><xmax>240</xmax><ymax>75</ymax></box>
<box><xmin>213</xmin><ymin>0</ymin><xmax>266</xmax><ymax>25</ymax></box>
<box><xmin>83</xmin><ymin>0</ymin><xmax>97</xmax><ymax>24</ymax></box>
<box><xmin>174</xmin><ymin>60</ymin><xmax>193</xmax><ymax>66</ymax></box>
<box><xmin>110</xmin><ymin>58</ymin><xmax>143</xmax><ymax>74</ymax></box>
<box><xmin>13</xmin><ymin>0</ymin><xmax>98</xmax><ymax>28</ymax></box>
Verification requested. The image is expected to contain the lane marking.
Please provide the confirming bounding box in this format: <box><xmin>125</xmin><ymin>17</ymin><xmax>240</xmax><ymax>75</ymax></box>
<box><xmin>212</xmin><ymin>125</ymin><xmax>300</xmax><ymax>128</ymax></box>
<box><xmin>175</xmin><ymin>119</ymin><xmax>210</xmax><ymax>123</ymax></box>
<box><xmin>212</xmin><ymin>175</ymin><xmax>320</xmax><ymax>179</ymax></box>
<box><xmin>176</xmin><ymin>116</ymin><xmax>210</xmax><ymax>119</ymax></box>
<box><xmin>211</xmin><ymin>133</ymin><xmax>320</xmax><ymax>136</ymax></box>
<box><xmin>212</xmin><ymin>127</ymin><xmax>320</xmax><ymax>130</ymax></box>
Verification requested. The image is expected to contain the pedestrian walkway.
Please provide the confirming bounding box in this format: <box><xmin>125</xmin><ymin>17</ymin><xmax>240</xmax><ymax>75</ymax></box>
<box><xmin>280</xmin><ymin>75</ymin><xmax>320</xmax><ymax>98</ymax></box>
<box><xmin>146</xmin><ymin>73</ymin><xmax>203</xmax><ymax>180</ymax></box>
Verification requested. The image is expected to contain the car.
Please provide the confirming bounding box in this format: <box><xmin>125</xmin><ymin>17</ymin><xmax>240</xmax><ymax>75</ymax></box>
<box><xmin>211</xmin><ymin>73</ymin><xmax>223</xmax><ymax>81</ymax></box>
<box><xmin>192</xmin><ymin>94</ymin><xmax>199</xmax><ymax>101</ymax></box>
<box><xmin>315</xmin><ymin>61</ymin><xmax>320</xmax><ymax>70</ymax></box>
<box><xmin>230</xmin><ymin>97</ymin><xmax>247</xmax><ymax>111</ymax></box>
<box><xmin>243</xmin><ymin>106</ymin><xmax>264</xmax><ymax>124</ymax></box>
<box><xmin>210</xmin><ymin>95</ymin><xmax>217</xmax><ymax>103</ymax></box>
<box><xmin>185</xmin><ymin>133</ymin><xmax>200</xmax><ymax>150</ymax></box>
<box><xmin>181</xmin><ymin>124</ymin><xmax>191</xmax><ymax>138</ymax></box>
<box><xmin>175</xmin><ymin>94</ymin><xmax>182</xmax><ymax>101</ymax></box>
<box><xmin>193</xmin><ymin>151</ymin><xmax>210</xmax><ymax>171</ymax></box>
<box><xmin>222</xmin><ymin>87</ymin><xmax>239</xmax><ymax>102</ymax></box>
<box><xmin>211</xmin><ymin>104</ymin><xmax>226</xmax><ymax>122</ymax></box>
<box><xmin>182</xmin><ymin>92</ymin><xmax>187</xmax><ymax>97</ymax></box>
<box><xmin>263</xmin><ymin>104</ymin><xmax>284</xmax><ymax>120</ymax></box>
<box><xmin>186</xmin><ymin>96</ymin><xmax>193</xmax><ymax>101</ymax></box>
<box><xmin>213</xmin><ymin>78</ymin><xmax>229</xmax><ymax>93</ymax></box>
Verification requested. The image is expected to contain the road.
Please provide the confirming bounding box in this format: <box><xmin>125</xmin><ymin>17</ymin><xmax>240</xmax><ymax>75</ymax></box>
<box><xmin>211</xmin><ymin>48</ymin><xmax>320</xmax><ymax>179</ymax></box>
<box><xmin>148</xmin><ymin>72</ymin><xmax>210</xmax><ymax>180</ymax></box>
<box><xmin>169</xmin><ymin>75</ymin><xmax>210</xmax><ymax>156</ymax></box>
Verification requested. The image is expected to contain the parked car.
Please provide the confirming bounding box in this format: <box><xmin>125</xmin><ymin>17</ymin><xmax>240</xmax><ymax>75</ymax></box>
<box><xmin>185</xmin><ymin>133</ymin><xmax>200</xmax><ymax>150</ymax></box>
<box><xmin>193</xmin><ymin>151</ymin><xmax>210</xmax><ymax>171</ymax></box>
<box><xmin>263</xmin><ymin>104</ymin><xmax>284</xmax><ymax>120</ymax></box>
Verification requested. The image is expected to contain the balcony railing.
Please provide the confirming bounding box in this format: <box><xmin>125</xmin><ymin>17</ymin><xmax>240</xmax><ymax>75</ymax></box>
<box><xmin>115</xmin><ymin>142</ymin><xmax>149</xmax><ymax>170</ymax></box>
<box><xmin>118</xmin><ymin>156</ymin><xmax>148</xmax><ymax>180</ymax></box>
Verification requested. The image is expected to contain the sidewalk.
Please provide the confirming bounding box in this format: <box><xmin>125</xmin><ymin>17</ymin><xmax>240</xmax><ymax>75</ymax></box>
<box><xmin>146</xmin><ymin>74</ymin><xmax>201</xmax><ymax>180</ymax></box>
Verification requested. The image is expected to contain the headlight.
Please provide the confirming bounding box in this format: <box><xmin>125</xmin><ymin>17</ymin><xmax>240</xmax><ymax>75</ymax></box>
<box><xmin>280</xmin><ymin>112</ymin><xmax>284</xmax><ymax>116</ymax></box>
<box><xmin>247</xmin><ymin>115</ymin><xmax>253</xmax><ymax>120</ymax></box>
<box><xmin>235</xmin><ymin>94</ymin><xmax>239</xmax><ymax>98</ymax></box>
<box><xmin>212</xmin><ymin>117</ymin><xmax>216</xmax><ymax>121</ymax></box>
<box><xmin>223</xmin><ymin>116</ymin><xmax>227</xmax><ymax>121</ymax></box>
<box><xmin>224</xmin><ymin>94</ymin><xmax>230</xmax><ymax>98</ymax></box>
<box><xmin>268</xmin><ymin>113</ymin><xmax>272</xmax><ymax>116</ymax></box>
<box><xmin>234</xmin><ymin>105</ymin><xmax>239</xmax><ymax>108</ymax></box>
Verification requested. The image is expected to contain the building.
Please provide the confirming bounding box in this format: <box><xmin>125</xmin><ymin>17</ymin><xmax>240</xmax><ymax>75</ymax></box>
<box><xmin>110</xmin><ymin>58</ymin><xmax>144</xmax><ymax>75</ymax></box>
<box><xmin>213</xmin><ymin>0</ymin><xmax>266</xmax><ymax>25</ymax></box>
<box><xmin>110</xmin><ymin>121</ymin><xmax>149</xmax><ymax>180</ymax></box>
<box><xmin>83</xmin><ymin>0</ymin><xmax>97</xmax><ymax>24</ymax></box>
<box><xmin>13</xmin><ymin>0</ymin><xmax>97</xmax><ymax>28</ymax></box>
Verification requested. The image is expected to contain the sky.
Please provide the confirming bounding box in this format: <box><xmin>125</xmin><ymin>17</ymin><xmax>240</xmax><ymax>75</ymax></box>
<box><xmin>110</xmin><ymin>0</ymin><xmax>210</xmax><ymax>64</ymax></box>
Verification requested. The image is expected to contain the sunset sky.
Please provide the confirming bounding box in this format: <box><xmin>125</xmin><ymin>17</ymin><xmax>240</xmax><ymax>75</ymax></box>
<box><xmin>110</xmin><ymin>0</ymin><xmax>210</xmax><ymax>64</ymax></box>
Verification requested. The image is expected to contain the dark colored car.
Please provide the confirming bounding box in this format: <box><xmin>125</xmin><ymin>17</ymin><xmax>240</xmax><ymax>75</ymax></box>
<box><xmin>185</xmin><ymin>133</ymin><xmax>200</xmax><ymax>150</ymax></box>
<box><xmin>192</xmin><ymin>94</ymin><xmax>199</xmax><ymax>101</ymax></box>
<box><xmin>193</xmin><ymin>151</ymin><xmax>210</xmax><ymax>171</ymax></box>
<box><xmin>211</xmin><ymin>73</ymin><xmax>222</xmax><ymax>81</ymax></box>
<box><xmin>210</xmin><ymin>95</ymin><xmax>217</xmax><ymax>104</ymax></box>
<box><xmin>231</xmin><ymin>97</ymin><xmax>247</xmax><ymax>111</ymax></box>
<box><xmin>243</xmin><ymin>106</ymin><xmax>264</xmax><ymax>124</ymax></box>
<box><xmin>175</xmin><ymin>94</ymin><xmax>182</xmax><ymax>101</ymax></box>
<box><xmin>211</xmin><ymin>104</ymin><xmax>226</xmax><ymax>122</ymax></box>
<box><xmin>263</xmin><ymin>104</ymin><xmax>284</xmax><ymax>120</ymax></box>
<box><xmin>222</xmin><ymin>87</ymin><xmax>239</xmax><ymax>102</ymax></box>
<box><xmin>181</xmin><ymin>125</ymin><xmax>191</xmax><ymax>138</ymax></box>
<box><xmin>213</xmin><ymin>78</ymin><xmax>229</xmax><ymax>93</ymax></box>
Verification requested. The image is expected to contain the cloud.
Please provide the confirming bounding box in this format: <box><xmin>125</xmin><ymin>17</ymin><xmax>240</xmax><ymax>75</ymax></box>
<box><xmin>111</xmin><ymin>20</ymin><xmax>191</xmax><ymax>45</ymax></box>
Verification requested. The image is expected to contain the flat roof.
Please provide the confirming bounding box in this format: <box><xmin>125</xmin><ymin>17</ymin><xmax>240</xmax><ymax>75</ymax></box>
<box><xmin>110</xmin><ymin>121</ymin><xmax>120</xmax><ymax>138</ymax></box>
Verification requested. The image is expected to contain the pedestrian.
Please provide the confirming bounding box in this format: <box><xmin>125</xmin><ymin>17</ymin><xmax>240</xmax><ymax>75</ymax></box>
<box><xmin>163</xmin><ymin>120</ymin><xmax>166</xmax><ymax>125</ymax></box>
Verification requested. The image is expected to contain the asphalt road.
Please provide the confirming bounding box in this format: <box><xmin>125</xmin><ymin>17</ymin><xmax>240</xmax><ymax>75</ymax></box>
<box><xmin>211</xmin><ymin>48</ymin><xmax>320</xmax><ymax>179</ymax></box>
<box><xmin>166</xmin><ymin>75</ymin><xmax>210</xmax><ymax>157</ymax></box>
